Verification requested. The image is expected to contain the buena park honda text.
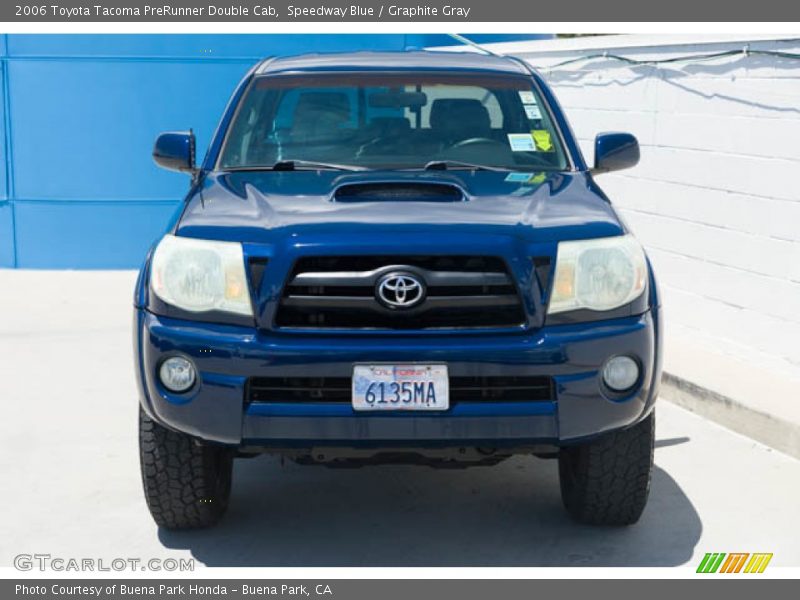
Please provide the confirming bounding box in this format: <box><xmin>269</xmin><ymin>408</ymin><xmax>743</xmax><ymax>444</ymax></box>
<box><xmin>134</xmin><ymin>51</ymin><xmax>662</xmax><ymax>529</ymax></box>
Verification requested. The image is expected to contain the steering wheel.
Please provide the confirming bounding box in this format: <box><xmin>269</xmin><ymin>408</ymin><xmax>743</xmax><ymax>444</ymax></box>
<box><xmin>443</xmin><ymin>137</ymin><xmax>555</xmax><ymax>169</ymax></box>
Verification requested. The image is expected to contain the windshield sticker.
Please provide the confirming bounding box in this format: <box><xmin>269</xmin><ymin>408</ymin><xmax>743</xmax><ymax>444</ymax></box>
<box><xmin>505</xmin><ymin>172</ymin><xmax>547</xmax><ymax>184</ymax></box>
<box><xmin>532</xmin><ymin>129</ymin><xmax>554</xmax><ymax>152</ymax></box>
<box><xmin>518</xmin><ymin>91</ymin><xmax>536</xmax><ymax>104</ymax></box>
<box><xmin>507</xmin><ymin>133</ymin><xmax>536</xmax><ymax>152</ymax></box>
<box><xmin>505</xmin><ymin>172</ymin><xmax>533</xmax><ymax>183</ymax></box>
<box><xmin>529</xmin><ymin>172</ymin><xmax>547</xmax><ymax>184</ymax></box>
<box><xmin>524</xmin><ymin>104</ymin><xmax>542</xmax><ymax>120</ymax></box>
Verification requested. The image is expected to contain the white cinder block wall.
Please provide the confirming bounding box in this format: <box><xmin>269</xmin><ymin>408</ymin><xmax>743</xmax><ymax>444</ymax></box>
<box><xmin>452</xmin><ymin>35</ymin><xmax>800</xmax><ymax>384</ymax></box>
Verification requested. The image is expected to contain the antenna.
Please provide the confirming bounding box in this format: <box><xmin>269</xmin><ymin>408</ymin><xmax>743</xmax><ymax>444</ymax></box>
<box><xmin>446</xmin><ymin>33</ymin><xmax>502</xmax><ymax>57</ymax></box>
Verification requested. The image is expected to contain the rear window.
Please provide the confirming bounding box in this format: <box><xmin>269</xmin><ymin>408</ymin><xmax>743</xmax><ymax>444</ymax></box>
<box><xmin>218</xmin><ymin>72</ymin><xmax>568</xmax><ymax>171</ymax></box>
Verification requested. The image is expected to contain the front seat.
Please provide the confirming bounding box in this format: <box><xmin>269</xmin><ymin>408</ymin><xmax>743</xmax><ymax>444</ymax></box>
<box><xmin>357</xmin><ymin>116</ymin><xmax>412</xmax><ymax>156</ymax></box>
<box><xmin>429</xmin><ymin>99</ymin><xmax>492</xmax><ymax>146</ymax></box>
<box><xmin>288</xmin><ymin>92</ymin><xmax>352</xmax><ymax>146</ymax></box>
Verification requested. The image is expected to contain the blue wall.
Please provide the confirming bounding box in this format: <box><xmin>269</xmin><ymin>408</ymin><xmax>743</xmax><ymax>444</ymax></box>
<box><xmin>0</xmin><ymin>34</ymin><xmax>548</xmax><ymax>269</ymax></box>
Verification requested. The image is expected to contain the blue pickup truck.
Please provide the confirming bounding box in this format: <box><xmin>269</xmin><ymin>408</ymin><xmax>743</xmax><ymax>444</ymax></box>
<box><xmin>135</xmin><ymin>51</ymin><xmax>662</xmax><ymax>530</ymax></box>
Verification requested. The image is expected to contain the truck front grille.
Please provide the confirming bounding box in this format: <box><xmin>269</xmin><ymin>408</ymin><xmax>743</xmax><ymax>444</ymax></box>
<box><xmin>274</xmin><ymin>256</ymin><xmax>526</xmax><ymax>329</ymax></box>
<box><xmin>247</xmin><ymin>376</ymin><xmax>554</xmax><ymax>404</ymax></box>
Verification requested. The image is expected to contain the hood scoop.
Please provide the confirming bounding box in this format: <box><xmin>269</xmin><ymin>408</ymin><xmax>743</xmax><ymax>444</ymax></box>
<box><xmin>332</xmin><ymin>182</ymin><xmax>466</xmax><ymax>203</ymax></box>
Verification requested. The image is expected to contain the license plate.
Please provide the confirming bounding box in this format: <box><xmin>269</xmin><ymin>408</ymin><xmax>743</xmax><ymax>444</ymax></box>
<box><xmin>352</xmin><ymin>364</ymin><xmax>449</xmax><ymax>411</ymax></box>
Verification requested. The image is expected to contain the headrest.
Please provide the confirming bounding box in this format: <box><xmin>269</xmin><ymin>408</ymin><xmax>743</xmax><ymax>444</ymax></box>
<box><xmin>429</xmin><ymin>99</ymin><xmax>491</xmax><ymax>139</ymax></box>
<box><xmin>293</xmin><ymin>92</ymin><xmax>351</xmax><ymax>123</ymax></box>
<box><xmin>431</xmin><ymin>98</ymin><xmax>491</xmax><ymax>130</ymax></box>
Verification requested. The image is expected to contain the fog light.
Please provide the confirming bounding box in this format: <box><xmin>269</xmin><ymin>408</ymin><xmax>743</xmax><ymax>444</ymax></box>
<box><xmin>159</xmin><ymin>356</ymin><xmax>196</xmax><ymax>393</ymax></box>
<box><xmin>602</xmin><ymin>356</ymin><xmax>639</xmax><ymax>392</ymax></box>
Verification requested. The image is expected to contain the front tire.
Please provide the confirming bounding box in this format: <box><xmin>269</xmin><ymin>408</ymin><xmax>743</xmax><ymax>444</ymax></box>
<box><xmin>139</xmin><ymin>407</ymin><xmax>233</xmax><ymax>530</ymax></box>
<box><xmin>558</xmin><ymin>411</ymin><xmax>654</xmax><ymax>526</ymax></box>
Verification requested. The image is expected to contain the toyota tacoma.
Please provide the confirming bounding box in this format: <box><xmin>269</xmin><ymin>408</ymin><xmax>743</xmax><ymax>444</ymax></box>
<box><xmin>135</xmin><ymin>51</ymin><xmax>662</xmax><ymax>530</ymax></box>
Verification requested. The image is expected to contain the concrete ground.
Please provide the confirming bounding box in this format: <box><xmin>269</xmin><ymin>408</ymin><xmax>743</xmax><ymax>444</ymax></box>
<box><xmin>1</xmin><ymin>270</ymin><xmax>799</xmax><ymax>568</ymax></box>
<box><xmin>661</xmin><ymin>322</ymin><xmax>800</xmax><ymax>459</ymax></box>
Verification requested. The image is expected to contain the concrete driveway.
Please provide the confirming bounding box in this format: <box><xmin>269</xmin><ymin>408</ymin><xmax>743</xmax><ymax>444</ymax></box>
<box><xmin>1</xmin><ymin>270</ymin><xmax>798</xmax><ymax>568</ymax></box>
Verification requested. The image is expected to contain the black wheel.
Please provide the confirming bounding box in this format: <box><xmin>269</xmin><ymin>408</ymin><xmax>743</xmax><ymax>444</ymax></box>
<box><xmin>139</xmin><ymin>407</ymin><xmax>234</xmax><ymax>529</ymax></box>
<box><xmin>558</xmin><ymin>411</ymin><xmax>655</xmax><ymax>526</ymax></box>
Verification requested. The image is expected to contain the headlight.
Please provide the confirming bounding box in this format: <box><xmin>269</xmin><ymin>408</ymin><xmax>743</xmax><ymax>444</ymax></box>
<box><xmin>150</xmin><ymin>234</ymin><xmax>252</xmax><ymax>316</ymax></box>
<box><xmin>548</xmin><ymin>234</ymin><xmax>647</xmax><ymax>315</ymax></box>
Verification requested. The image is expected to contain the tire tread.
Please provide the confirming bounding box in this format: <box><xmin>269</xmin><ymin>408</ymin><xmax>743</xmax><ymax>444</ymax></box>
<box><xmin>139</xmin><ymin>408</ymin><xmax>232</xmax><ymax>530</ymax></box>
<box><xmin>559</xmin><ymin>412</ymin><xmax>655</xmax><ymax>526</ymax></box>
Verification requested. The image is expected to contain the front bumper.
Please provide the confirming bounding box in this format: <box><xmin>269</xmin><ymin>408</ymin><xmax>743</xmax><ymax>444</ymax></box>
<box><xmin>135</xmin><ymin>305</ymin><xmax>662</xmax><ymax>447</ymax></box>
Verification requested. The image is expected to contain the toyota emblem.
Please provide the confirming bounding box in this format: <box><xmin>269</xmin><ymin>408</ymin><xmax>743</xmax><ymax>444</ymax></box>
<box><xmin>376</xmin><ymin>272</ymin><xmax>425</xmax><ymax>309</ymax></box>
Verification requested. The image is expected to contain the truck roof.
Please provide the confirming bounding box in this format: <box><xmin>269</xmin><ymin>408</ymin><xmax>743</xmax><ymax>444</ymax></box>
<box><xmin>255</xmin><ymin>50</ymin><xmax>532</xmax><ymax>76</ymax></box>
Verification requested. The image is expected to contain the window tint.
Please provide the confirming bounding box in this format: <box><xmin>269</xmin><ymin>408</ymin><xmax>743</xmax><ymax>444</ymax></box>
<box><xmin>219</xmin><ymin>72</ymin><xmax>568</xmax><ymax>171</ymax></box>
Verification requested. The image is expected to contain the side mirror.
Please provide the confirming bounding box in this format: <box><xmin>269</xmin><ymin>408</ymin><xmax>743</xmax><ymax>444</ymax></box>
<box><xmin>153</xmin><ymin>130</ymin><xmax>196</xmax><ymax>174</ymax></box>
<box><xmin>593</xmin><ymin>132</ymin><xmax>639</xmax><ymax>174</ymax></box>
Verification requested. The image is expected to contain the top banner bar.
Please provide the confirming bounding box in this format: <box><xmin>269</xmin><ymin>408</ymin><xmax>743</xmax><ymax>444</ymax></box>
<box><xmin>3</xmin><ymin>0</ymin><xmax>800</xmax><ymax>22</ymax></box>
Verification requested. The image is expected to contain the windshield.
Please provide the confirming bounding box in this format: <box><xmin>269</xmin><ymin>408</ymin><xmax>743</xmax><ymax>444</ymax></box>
<box><xmin>217</xmin><ymin>72</ymin><xmax>569</xmax><ymax>171</ymax></box>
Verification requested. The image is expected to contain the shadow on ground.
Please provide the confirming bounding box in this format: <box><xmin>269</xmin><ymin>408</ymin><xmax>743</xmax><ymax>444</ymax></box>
<box><xmin>159</xmin><ymin>438</ymin><xmax>700</xmax><ymax>567</ymax></box>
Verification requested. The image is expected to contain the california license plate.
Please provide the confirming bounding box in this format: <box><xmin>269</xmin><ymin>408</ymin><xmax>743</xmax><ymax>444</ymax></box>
<box><xmin>352</xmin><ymin>364</ymin><xmax>449</xmax><ymax>411</ymax></box>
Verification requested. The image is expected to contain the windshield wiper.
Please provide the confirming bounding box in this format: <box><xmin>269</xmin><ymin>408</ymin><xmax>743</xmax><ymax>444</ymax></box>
<box><xmin>423</xmin><ymin>160</ymin><xmax>511</xmax><ymax>172</ymax></box>
<box><xmin>272</xmin><ymin>159</ymin><xmax>366</xmax><ymax>172</ymax></box>
<box><xmin>223</xmin><ymin>160</ymin><xmax>366</xmax><ymax>172</ymax></box>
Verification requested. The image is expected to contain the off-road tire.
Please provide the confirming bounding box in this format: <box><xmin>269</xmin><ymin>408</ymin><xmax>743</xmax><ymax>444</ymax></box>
<box><xmin>139</xmin><ymin>407</ymin><xmax>234</xmax><ymax>529</ymax></box>
<box><xmin>558</xmin><ymin>411</ymin><xmax>655</xmax><ymax>526</ymax></box>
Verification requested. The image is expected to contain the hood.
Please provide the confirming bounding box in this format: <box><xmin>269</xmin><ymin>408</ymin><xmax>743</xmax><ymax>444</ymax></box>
<box><xmin>174</xmin><ymin>170</ymin><xmax>625</xmax><ymax>244</ymax></box>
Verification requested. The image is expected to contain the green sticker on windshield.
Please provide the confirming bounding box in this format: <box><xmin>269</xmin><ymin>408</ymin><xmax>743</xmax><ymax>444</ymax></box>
<box><xmin>529</xmin><ymin>172</ymin><xmax>547</xmax><ymax>184</ymax></box>
<box><xmin>532</xmin><ymin>130</ymin><xmax>554</xmax><ymax>152</ymax></box>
